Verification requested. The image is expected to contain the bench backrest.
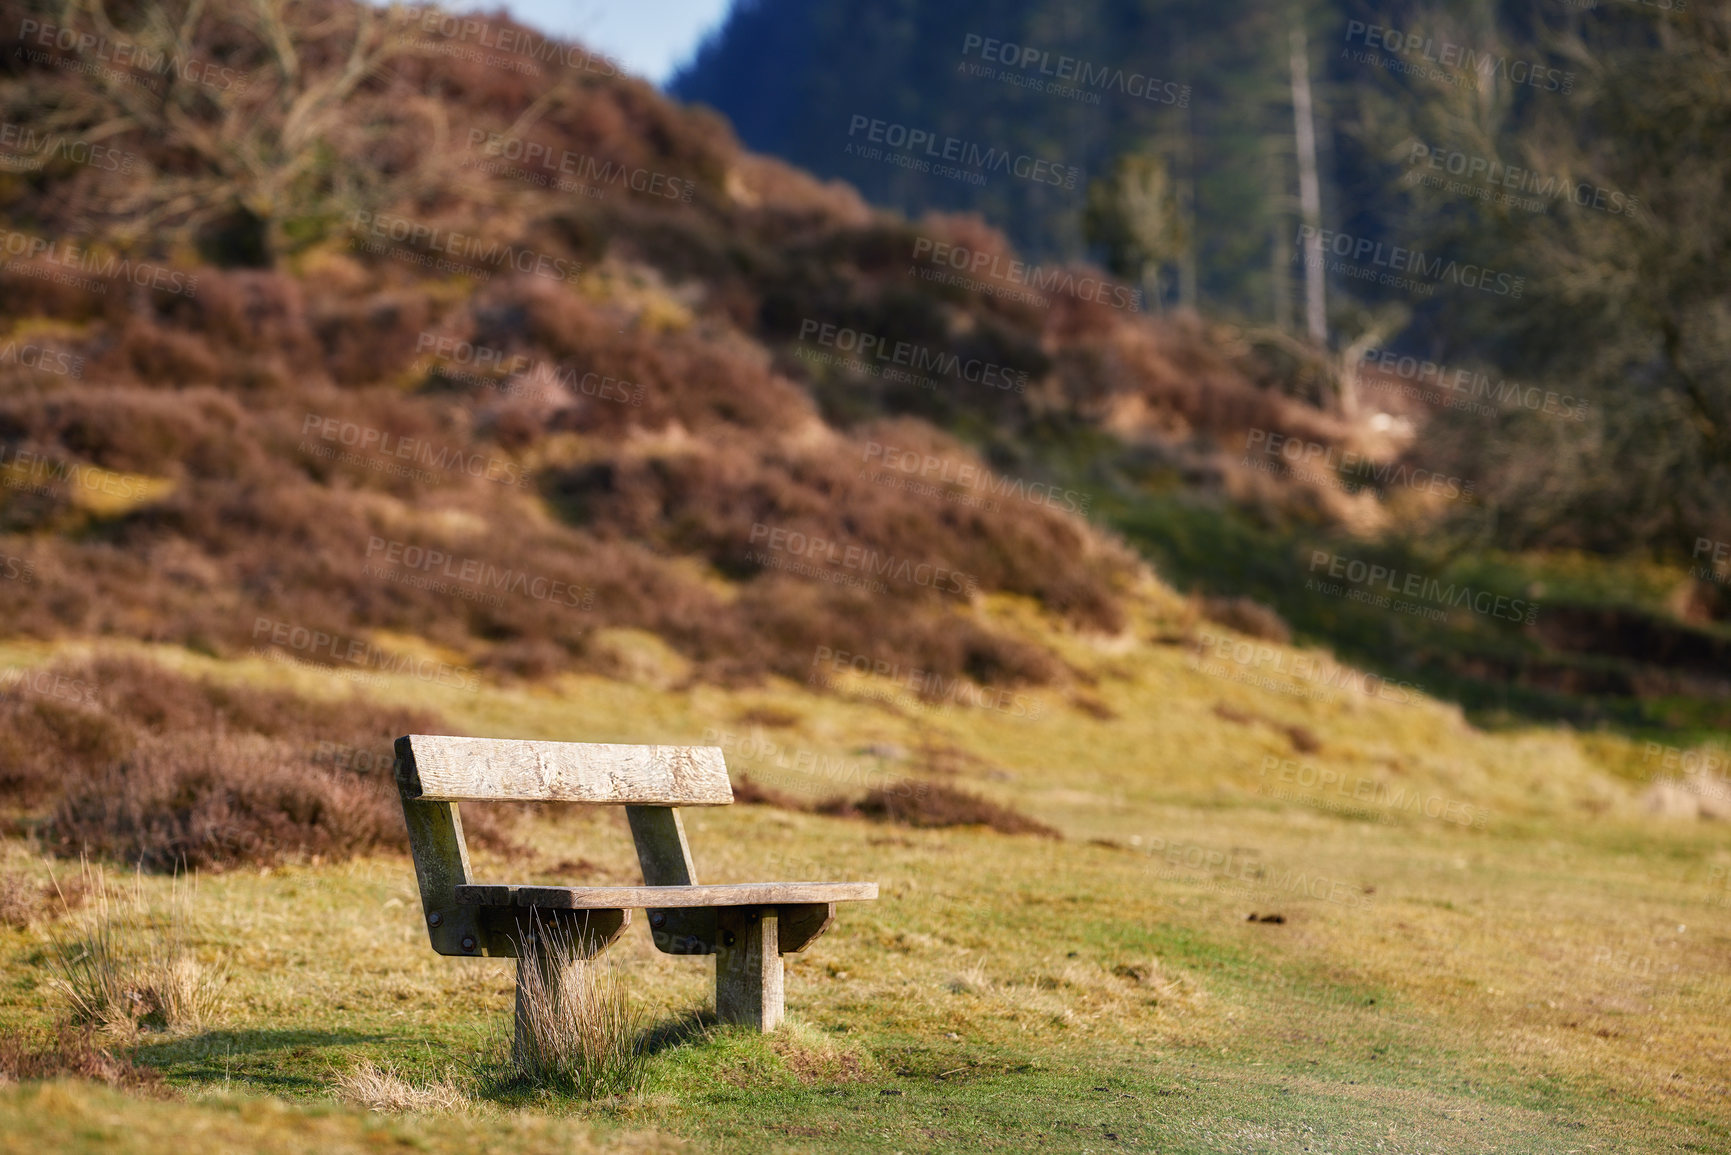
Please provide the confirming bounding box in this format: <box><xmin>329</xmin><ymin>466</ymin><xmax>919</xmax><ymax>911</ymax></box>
<box><xmin>394</xmin><ymin>734</ymin><xmax>726</xmax><ymax>958</ymax></box>
<box><xmin>397</xmin><ymin>735</ymin><xmax>733</xmax><ymax>805</ymax></box>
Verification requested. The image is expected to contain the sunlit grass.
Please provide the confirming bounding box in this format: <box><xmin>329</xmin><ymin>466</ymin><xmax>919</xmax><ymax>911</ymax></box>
<box><xmin>0</xmin><ymin>602</ymin><xmax>1727</xmax><ymax>1150</ymax></box>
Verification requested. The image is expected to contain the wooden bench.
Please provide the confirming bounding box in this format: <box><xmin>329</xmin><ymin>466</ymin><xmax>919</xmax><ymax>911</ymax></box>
<box><xmin>392</xmin><ymin>734</ymin><xmax>877</xmax><ymax>1035</ymax></box>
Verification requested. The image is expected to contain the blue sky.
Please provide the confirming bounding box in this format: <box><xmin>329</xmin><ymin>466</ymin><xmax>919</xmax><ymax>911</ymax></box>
<box><xmin>491</xmin><ymin>1</ymin><xmax>734</xmax><ymax>85</ymax></box>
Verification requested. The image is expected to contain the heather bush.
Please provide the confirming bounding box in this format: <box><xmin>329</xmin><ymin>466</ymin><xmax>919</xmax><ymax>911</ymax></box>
<box><xmin>0</xmin><ymin>657</ymin><xmax>494</xmax><ymax>871</ymax></box>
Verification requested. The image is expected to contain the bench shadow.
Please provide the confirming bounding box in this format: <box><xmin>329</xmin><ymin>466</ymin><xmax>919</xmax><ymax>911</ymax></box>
<box><xmin>132</xmin><ymin>1028</ymin><xmax>395</xmax><ymax>1092</ymax></box>
<box><xmin>636</xmin><ymin>1008</ymin><xmax>717</xmax><ymax>1056</ymax></box>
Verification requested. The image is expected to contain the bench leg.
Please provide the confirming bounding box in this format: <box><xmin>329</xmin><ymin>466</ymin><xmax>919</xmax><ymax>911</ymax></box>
<box><xmin>514</xmin><ymin>944</ymin><xmax>583</xmax><ymax>1068</ymax></box>
<box><xmin>715</xmin><ymin>908</ymin><xmax>783</xmax><ymax>1032</ymax></box>
<box><xmin>510</xmin><ymin>910</ymin><xmax>627</xmax><ymax>1069</ymax></box>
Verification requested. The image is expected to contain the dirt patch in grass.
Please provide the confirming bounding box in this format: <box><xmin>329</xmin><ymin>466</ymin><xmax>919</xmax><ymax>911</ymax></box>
<box><xmin>768</xmin><ymin>1031</ymin><xmax>875</xmax><ymax>1085</ymax></box>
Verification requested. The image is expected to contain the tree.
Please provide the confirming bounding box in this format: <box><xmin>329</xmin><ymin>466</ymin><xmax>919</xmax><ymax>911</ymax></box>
<box><xmin>1083</xmin><ymin>152</ymin><xmax>1189</xmax><ymax>313</ymax></box>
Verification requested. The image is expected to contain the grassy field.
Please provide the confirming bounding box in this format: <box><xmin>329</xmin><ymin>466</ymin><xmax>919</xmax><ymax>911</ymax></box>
<box><xmin>1</xmin><ymin>589</ymin><xmax>1728</xmax><ymax>1153</ymax></box>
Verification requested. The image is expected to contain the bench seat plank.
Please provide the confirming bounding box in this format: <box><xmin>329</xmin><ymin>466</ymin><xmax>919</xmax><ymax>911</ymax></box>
<box><xmin>456</xmin><ymin>882</ymin><xmax>877</xmax><ymax>909</ymax></box>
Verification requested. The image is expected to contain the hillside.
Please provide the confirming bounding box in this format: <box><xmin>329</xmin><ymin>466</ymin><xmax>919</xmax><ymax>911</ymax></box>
<box><xmin>677</xmin><ymin>0</ymin><xmax>1731</xmax><ymax>561</ymax></box>
<box><xmin>0</xmin><ymin>0</ymin><xmax>1383</xmax><ymax>695</ymax></box>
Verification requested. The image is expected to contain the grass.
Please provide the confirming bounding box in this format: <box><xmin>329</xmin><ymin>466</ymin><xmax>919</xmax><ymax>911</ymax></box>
<box><xmin>501</xmin><ymin>920</ymin><xmax>648</xmax><ymax>1100</ymax></box>
<box><xmin>1107</xmin><ymin>489</ymin><xmax>1731</xmax><ymax>739</ymax></box>
<box><xmin>0</xmin><ymin>595</ymin><xmax>1727</xmax><ymax>1151</ymax></box>
<box><xmin>41</xmin><ymin>867</ymin><xmax>226</xmax><ymax>1038</ymax></box>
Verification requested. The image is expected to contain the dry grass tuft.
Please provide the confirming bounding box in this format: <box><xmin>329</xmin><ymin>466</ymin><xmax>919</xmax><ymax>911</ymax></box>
<box><xmin>42</xmin><ymin>866</ymin><xmax>226</xmax><ymax>1037</ymax></box>
<box><xmin>335</xmin><ymin>1060</ymin><xmax>468</xmax><ymax>1113</ymax></box>
<box><xmin>506</xmin><ymin>917</ymin><xmax>648</xmax><ymax>1100</ymax></box>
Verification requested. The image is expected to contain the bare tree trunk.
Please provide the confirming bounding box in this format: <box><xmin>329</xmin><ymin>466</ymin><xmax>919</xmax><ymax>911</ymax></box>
<box><xmin>1290</xmin><ymin>26</ymin><xmax>1327</xmax><ymax>350</ymax></box>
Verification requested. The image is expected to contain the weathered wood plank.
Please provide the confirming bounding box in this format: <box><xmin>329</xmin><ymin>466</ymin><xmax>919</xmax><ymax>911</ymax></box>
<box><xmin>626</xmin><ymin>805</ymin><xmax>722</xmax><ymax>954</ymax></box>
<box><xmin>625</xmin><ymin>806</ymin><xmax>698</xmax><ymax>885</ymax></box>
<box><xmin>394</xmin><ymin>738</ymin><xmax>518</xmax><ymax>957</ymax></box>
<box><xmin>455</xmin><ymin>881</ymin><xmax>878</xmax><ymax>909</ymax></box>
<box><xmin>397</xmin><ymin>735</ymin><xmax>733</xmax><ymax>805</ymax></box>
<box><xmin>715</xmin><ymin>908</ymin><xmax>784</xmax><ymax>1031</ymax></box>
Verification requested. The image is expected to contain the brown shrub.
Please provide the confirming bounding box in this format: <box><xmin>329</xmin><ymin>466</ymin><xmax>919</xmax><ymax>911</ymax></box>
<box><xmin>49</xmin><ymin>733</ymin><xmax>404</xmax><ymax>872</ymax></box>
<box><xmin>1201</xmin><ymin>596</ymin><xmax>1292</xmax><ymax>644</ymax></box>
<box><xmin>0</xmin><ymin>387</ymin><xmax>252</xmax><ymax>479</ymax></box>
<box><xmin>119</xmin><ymin>324</ymin><xmax>223</xmax><ymax>387</ymax></box>
<box><xmin>0</xmin><ymin>872</ymin><xmax>41</xmax><ymax>930</ymax></box>
<box><xmin>731</xmin><ymin>774</ymin><xmax>809</xmax><ymax>810</ymax></box>
<box><xmin>0</xmin><ymin>867</ymin><xmax>91</xmax><ymax>930</ymax></box>
<box><xmin>0</xmin><ymin>656</ymin><xmax>506</xmax><ymax>871</ymax></box>
<box><xmin>817</xmin><ymin>780</ymin><xmax>1059</xmax><ymax>838</ymax></box>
